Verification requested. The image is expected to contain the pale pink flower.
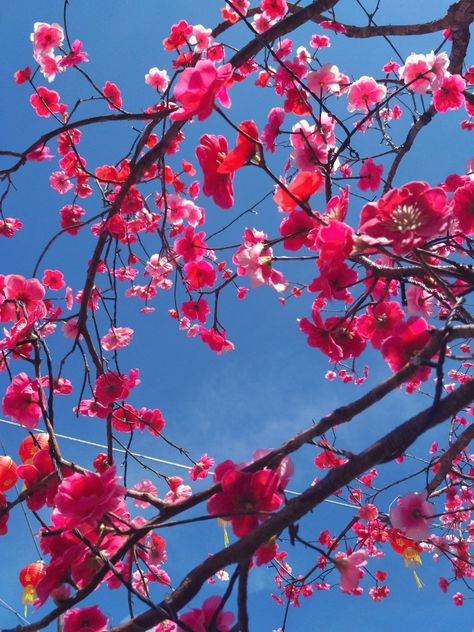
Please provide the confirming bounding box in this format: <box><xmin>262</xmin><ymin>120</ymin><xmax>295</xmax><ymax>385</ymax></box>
<box><xmin>399</xmin><ymin>51</ymin><xmax>449</xmax><ymax>94</ymax></box>
<box><xmin>190</xmin><ymin>25</ymin><xmax>213</xmax><ymax>53</ymax></box>
<box><xmin>145</xmin><ymin>67</ymin><xmax>170</xmax><ymax>92</ymax></box>
<box><xmin>406</xmin><ymin>285</ymin><xmax>434</xmax><ymax>318</ymax></box>
<box><xmin>49</xmin><ymin>171</ymin><xmax>73</xmax><ymax>194</ymax></box>
<box><xmin>347</xmin><ymin>76</ymin><xmax>387</xmax><ymax>112</ymax></box>
<box><xmin>334</xmin><ymin>549</ymin><xmax>368</xmax><ymax>594</ymax></box>
<box><xmin>261</xmin><ymin>107</ymin><xmax>285</xmax><ymax>153</ymax></box>
<box><xmin>307</xmin><ymin>64</ymin><xmax>343</xmax><ymax>96</ymax></box>
<box><xmin>233</xmin><ymin>228</ymin><xmax>288</xmax><ymax>292</ymax></box>
<box><xmin>100</xmin><ymin>326</ymin><xmax>134</xmax><ymax>351</ymax></box>
<box><xmin>133</xmin><ymin>479</ymin><xmax>158</xmax><ymax>507</ymax></box>
<box><xmin>389</xmin><ymin>491</ymin><xmax>435</xmax><ymax>541</ymax></box>
<box><xmin>163</xmin><ymin>476</ymin><xmax>192</xmax><ymax>504</ymax></box>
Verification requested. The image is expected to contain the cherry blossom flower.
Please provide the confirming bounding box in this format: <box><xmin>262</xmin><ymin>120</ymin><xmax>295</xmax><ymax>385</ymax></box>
<box><xmin>453</xmin><ymin>592</ymin><xmax>464</xmax><ymax>606</ymax></box>
<box><xmin>179</xmin><ymin>596</ymin><xmax>234</xmax><ymax>632</ymax></box>
<box><xmin>14</xmin><ymin>66</ymin><xmax>31</xmax><ymax>84</ymax></box>
<box><xmin>452</xmin><ymin>180</ymin><xmax>474</xmax><ymax>234</ymax></box>
<box><xmin>233</xmin><ymin>228</ymin><xmax>288</xmax><ymax>292</ymax></box>
<box><xmin>145</xmin><ymin>67</ymin><xmax>170</xmax><ymax>91</ymax></box>
<box><xmin>42</xmin><ymin>269</ymin><xmax>65</xmax><ymax>290</ymax></box>
<box><xmin>208</xmin><ymin>468</ymin><xmax>282</xmax><ymax>537</ymax></box>
<box><xmin>0</xmin><ymin>217</ymin><xmax>23</xmax><ymax>238</ymax></box>
<box><xmin>103</xmin><ymin>81</ymin><xmax>122</xmax><ymax>110</ymax></box>
<box><xmin>59</xmin><ymin>40</ymin><xmax>89</xmax><ymax>67</ymax></box>
<box><xmin>389</xmin><ymin>491</ymin><xmax>435</xmax><ymax>541</ymax></box>
<box><xmin>218</xmin><ymin>120</ymin><xmax>260</xmax><ymax>173</ymax></box>
<box><xmin>195</xmin><ymin>135</ymin><xmax>234</xmax><ymax>209</ymax></box>
<box><xmin>199</xmin><ymin>327</ymin><xmax>235</xmax><ymax>354</ymax></box>
<box><xmin>307</xmin><ymin>64</ymin><xmax>343</xmax><ymax>96</ymax></box>
<box><xmin>184</xmin><ymin>260</ymin><xmax>217</xmax><ymax>290</ymax></box>
<box><xmin>49</xmin><ymin>171</ymin><xmax>73</xmax><ymax>194</ymax></box>
<box><xmin>381</xmin><ymin>317</ymin><xmax>432</xmax><ymax>383</ymax></box>
<box><xmin>261</xmin><ymin>107</ymin><xmax>285</xmax><ymax>152</ymax></box>
<box><xmin>1</xmin><ymin>274</ymin><xmax>46</xmax><ymax>321</ymax></box>
<box><xmin>359</xmin><ymin>181</ymin><xmax>448</xmax><ymax>254</ymax></box>
<box><xmin>433</xmin><ymin>74</ymin><xmax>466</xmax><ymax>113</ymax></box>
<box><xmin>171</xmin><ymin>60</ymin><xmax>233</xmax><ymax>121</ymax></box>
<box><xmin>31</xmin><ymin>22</ymin><xmax>64</xmax><ymax>56</ymax></box>
<box><xmin>347</xmin><ymin>76</ymin><xmax>387</xmax><ymax>112</ymax></box>
<box><xmin>163</xmin><ymin>476</ymin><xmax>192</xmax><ymax>504</ymax></box>
<box><xmin>100</xmin><ymin>327</ymin><xmax>134</xmax><ymax>351</ymax></box>
<box><xmin>182</xmin><ymin>298</ymin><xmax>210</xmax><ymax>323</ymax></box>
<box><xmin>358</xmin><ymin>158</ymin><xmax>383</xmax><ymax>192</ymax></box>
<box><xmin>273</xmin><ymin>171</ymin><xmax>323</xmax><ymax>212</ymax></box>
<box><xmin>94</xmin><ymin>370</ymin><xmax>138</xmax><ymax>406</ymax></box>
<box><xmin>261</xmin><ymin>0</ymin><xmax>288</xmax><ymax>20</ymax></box>
<box><xmin>63</xmin><ymin>606</ymin><xmax>108</xmax><ymax>632</ymax></box>
<box><xmin>334</xmin><ymin>549</ymin><xmax>368</xmax><ymax>593</ymax></box>
<box><xmin>190</xmin><ymin>454</ymin><xmax>214</xmax><ymax>481</ymax></box>
<box><xmin>399</xmin><ymin>52</ymin><xmax>449</xmax><ymax>94</ymax></box>
<box><xmin>30</xmin><ymin>87</ymin><xmax>61</xmax><ymax>117</ymax></box>
<box><xmin>133</xmin><ymin>479</ymin><xmax>158</xmax><ymax>507</ymax></box>
<box><xmin>52</xmin><ymin>466</ymin><xmax>125</xmax><ymax>529</ymax></box>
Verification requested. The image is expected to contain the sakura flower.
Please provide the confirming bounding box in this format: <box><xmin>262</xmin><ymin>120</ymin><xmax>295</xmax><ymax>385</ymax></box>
<box><xmin>233</xmin><ymin>228</ymin><xmax>288</xmax><ymax>292</ymax></box>
<box><xmin>0</xmin><ymin>217</ymin><xmax>23</xmax><ymax>238</ymax></box>
<box><xmin>94</xmin><ymin>370</ymin><xmax>137</xmax><ymax>406</ymax></box>
<box><xmin>30</xmin><ymin>87</ymin><xmax>61</xmax><ymax>117</ymax></box>
<box><xmin>207</xmin><ymin>468</ymin><xmax>282</xmax><ymax>537</ymax></box>
<box><xmin>389</xmin><ymin>491</ymin><xmax>435</xmax><ymax>541</ymax></box>
<box><xmin>452</xmin><ymin>180</ymin><xmax>474</xmax><ymax>235</ymax></box>
<box><xmin>195</xmin><ymin>135</ymin><xmax>234</xmax><ymax>209</ymax></box>
<box><xmin>433</xmin><ymin>74</ymin><xmax>466</xmax><ymax>113</ymax></box>
<box><xmin>179</xmin><ymin>596</ymin><xmax>234</xmax><ymax>632</ymax></box>
<box><xmin>59</xmin><ymin>40</ymin><xmax>89</xmax><ymax>67</ymax></box>
<box><xmin>182</xmin><ymin>298</ymin><xmax>210</xmax><ymax>323</ymax></box>
<box><xmin>261</xmin><ymin>107</ymin><xmax>285</xmax><ymax>152</ymax></box>
<box><xmin>381</xmin><ymin>317</ymin><xmax>432</xmax><ymax>382</ymax></box>
<box><xmin>190</xmin><ymin>454</ymin><xmax>214</xmax><ymax>481</ymax></box>
<box><xmin>398</xmin><ymin>52</ymin><xmax>449</xmax><ymax>94</ymax></box>
<box><xmin>42</xmin><ymin>269</ymin><xmax>65</xmax><ymax>290</ymax></box>
<box><xmin>49</xmin><ymin>171</ymin><xmax>73</xmax><ymax>194</ymax></box>
<box><xmin>347</xmin><ymin>76</ymin><xmax>387</xmax><ymax>112</ymax></box>
<box><xmin>14</xmin><ymin>66</ymin><xmax>31</xmax><ymax>84</ymax></box>
<box><xmin>358</xmin><ymin>158</ymin><xmax>383</xmax><ymax>192</ymax></box>
<box><xmin>31</xmin><ymin>22</ymin><xmax>64</xmax><ymax>56</ymax></box>
<box><xmin>261</xmin><ymin>0</ymin><xmax>288</xmax><ymax>20</ymax></box>
<box><xmin>307</xmin><ymin>64</ymin><xmax>343</xmax><ymax>96</ymax></box>
<box><xmin>184</xmin><ymin>260</ymin><xmax>217</xmax><ymax>290</ymax></box>
<box><xmin>52</xmin><ymin>466</ymin><xmax>125</xmax><ymax>529</ymax></box>
<box><xmin>199</xmin><ymin>327</ymin><xmax>235</xmax><ymax>354</ymax></box>
<box><xmin>163</xmin><ymin>476</ymin><xmax>192</xmax><ymax>504</ymax></box>
<box><xmin>359</xmin><ymin>181</ymin><xmax>448</xmax><ymax>254</ymax></box>
<box><xmin>100</xmin><ymin>326</ymin><xmax>134</xmax><ymax>351</ymax></box>
<box><xmin>334</xmin><ymin>549</ymin><xmax>368</xmax><ymax>593</ymax></box>
<box><xmin>171</xmin><ymin>60</ymin><xmax>233</xmax><ymax>121</ymax></box>
<box><xmin>133</xmin><ymin>479</ymin><xmax>158</xmax><ymax>507</ymax></box>
<box><xmin>63</xmin><ymin>606</ymin><xmax>108</xmax><ymax>632</ymax></box>
<box><xmin>145</xmin><ymin>67</ymin><xmax>170</xmax><ymax>92</ymax></box>
<box><xmin>103</xmin><ymin>81</ymin><xmax>122</xmax><ymax>110</ymax></box>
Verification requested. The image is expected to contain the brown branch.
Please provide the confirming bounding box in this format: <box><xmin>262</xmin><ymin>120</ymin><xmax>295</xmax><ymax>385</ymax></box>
<box><xmin>427</xmin><ymin>423</ymin><xmax>474</xmax><ymax>496</ymax></box>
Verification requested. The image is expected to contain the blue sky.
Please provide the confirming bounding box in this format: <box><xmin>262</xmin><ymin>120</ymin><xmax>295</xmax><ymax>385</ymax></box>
<box><xmin>0</xmin><ymin>1</ymin><xmax>472</xmax><ymax>630</ymax></box>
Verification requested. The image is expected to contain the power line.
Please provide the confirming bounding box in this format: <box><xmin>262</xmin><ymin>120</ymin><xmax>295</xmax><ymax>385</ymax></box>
<box><xmin>0</xmin><ymin>418</ymin><xmax>355</xmax><ymax>509</ymax></box>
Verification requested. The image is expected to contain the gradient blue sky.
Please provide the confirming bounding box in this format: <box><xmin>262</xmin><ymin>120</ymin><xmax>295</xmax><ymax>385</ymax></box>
<box><xmin>0</xmin><ymin>1</ymin><xmax>472</xmax><ymax>630</ymax></box>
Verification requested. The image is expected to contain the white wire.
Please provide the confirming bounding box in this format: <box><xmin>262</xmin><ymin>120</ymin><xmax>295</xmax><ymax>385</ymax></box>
<box><xmin>0</xmin><ymin>418</ymin><xmax>356</xmax><ymax>509</ymax></box>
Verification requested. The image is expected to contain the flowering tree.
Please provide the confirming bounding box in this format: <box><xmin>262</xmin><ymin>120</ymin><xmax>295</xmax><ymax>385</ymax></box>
<box><xmin>1</xmin><ymin>1</ymin><xmax>474</xmax><ymax>630</ymax></box>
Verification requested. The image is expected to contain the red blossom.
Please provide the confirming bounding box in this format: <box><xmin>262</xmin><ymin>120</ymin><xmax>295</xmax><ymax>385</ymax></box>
<box><xmin>196</xmin><ymin>135</ymin><xmax>234</xmax><ymax>209</ymax></box>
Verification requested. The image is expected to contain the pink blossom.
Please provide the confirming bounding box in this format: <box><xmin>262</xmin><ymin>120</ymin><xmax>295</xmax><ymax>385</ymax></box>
<box><xmin>334</xmin><ymin>549</ymin><xmax>368</xmax><ymax>593</ymax></box>
<box><xmin>94</xmin><ymin>370</ymin><xmax>137</xmax><ymax>406</ymax></box>
<box><xmin>261</xmin><ymin>107</ymin><xmax>285</xmax><ymax>153</ymax></box>
<box><xmin>30</xmin><ymin>87</ymin><xmax>61</xmax><ymax>117</ymax></box>
<box><xmin>26</xmin><ymin>145</ymin><xmax>54</xmax><ymax>161</ymax></box>
<box><xmin>453</xmin><ymin>591</ymin><xmax>464</xmax><ymax>606</ymax></box>
<box><xmin>347</xmin><ymin>76</ymin><xmax>387</xmax><ymax>112</ymax></box>
<box><xmin>103</xmin><ymin>81</ymin><xmax>122</xmax><ymax>110</ymax></box>
<box><xmin>133</xmin><ymin>479</ymin><xmax>158</xmax><ymax>507</ymax></box>
<box><xmin>179</xmin><ymin>596</ymin><xmax>234</xmax><ymax>632</ymax></box>
<box><xmin>190</xmin><ymin>454</ymin><xmax>214</xmax><ymax>481</ymax></box>
<box><xmin>2</xmin><ymin>274</ymin><xmax>46</xmax><ymax>321</ymax></box>
<box><xmin>100</xmin><ymin>327</ymin><xmax>134</xmax><ymax>351</ymax></box>
<box><xmin>163</xmin><ymin>476</ymin><xmax>192</xmax><ymax>504</ymax></box>
<box><xmin>389</xmin><ymin>491</ymin><xmax>435</xmax><ymax>541</ymax></box>
<box><xmin>358</xmin><ymin>158</ymin><xmax>383</xmax><ymax>192</ymax></box>
<box><xmin>261</xmin><ymin>0</ymin><xmax>288</xmax><ymax>20</ymax></box>
<box><xmin>171</xmin><ymin>60</ymin><xmax>233</xmax><ymax>121</ymax></box>
<box><xmin>52</xmin><ymin>466</ymin><xmax>125</xmax><ymax>529</ymax></box>
<box><xmin>433</xmin><ymin>74</ymin><xmax>466</xmax><ymax>113</ymax></box>
<box><xmin>406</xmin><ymin>285</ymin><xmax>434</xmax><ymax>318</ymax></box>
<box><xmin>31</xmin><ymin>22</ymin><xmax>64</xmax><ymax>56</ymax></box>
<box><xmin>49</xmin><ymin>171</ymin><xmax>73</xmax><ymax>194</ymax></box>
<box><xmin>233</xmin><ymin>228</ymin><xmax>288</xmax><ymax>292</ymax></box>
<box><xmin>145</xmin><ymin>67</ymin><xmax>170</xmax><ymax>91</ymax></box>
<box><xmin>399</xmin><ymin>52</ymin><xmax>449</xmax><ymax>94</ymax></box>
<box><xmin>310</xmin><ymin>34</ymin><xmax>330</xmax><ymax>49</ymax></box>
<box><xmin>14</xmin><ymin>66</ymin><xmax>31</xmax><ymax>84</ymax></box>
<box><xmin>307</xmin><ymin>64</ymin><xmax>343</xmax><ymax>96</ymax></box>
<box><xmin>0</xmin><ymin>217</ymin><xmax>23</xmax><ymax>238</ymax></box>
<box><xmin>63</xmin><ymin>605</ymin><xmax>108</xmax><ymax>632</ymax></box>
<box><xmin>42</xmin><ymin>269</ymin><xmax>64</xmax><ymax>290</ymax></box>
<box><xmin>184</xmin><ymin>260</ymin><xmax>217</xmax><ymax>290</ymax></box>
<box><xmin>59</xmin><ymin>40</ymin><xmax>89</xmax><ymax>67</ymax></box>
<box><xmin>199</xmin><ymin>327</ymin><xmax>235</xmax><ymax>354</ymax></box>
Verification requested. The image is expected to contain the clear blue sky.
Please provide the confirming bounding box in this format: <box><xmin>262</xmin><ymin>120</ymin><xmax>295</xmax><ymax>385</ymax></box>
<box><xmin>0</xmin><ymin>1</ymin><xmax>472</xmax><ymax>630</ymax></box>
